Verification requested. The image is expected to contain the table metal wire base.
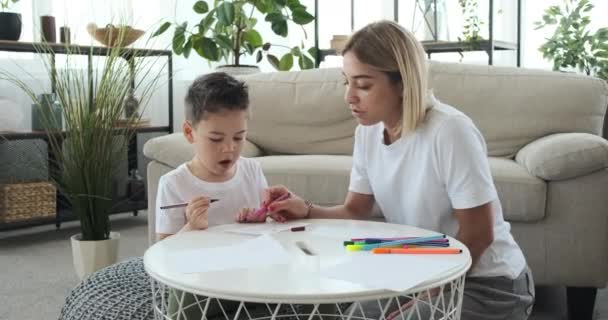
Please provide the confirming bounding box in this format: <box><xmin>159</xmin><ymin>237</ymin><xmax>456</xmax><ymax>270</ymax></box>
<box><xmin>150</xmin><ymin>274</ymin><xmax>466</xmax><ymax>320</ymax></box>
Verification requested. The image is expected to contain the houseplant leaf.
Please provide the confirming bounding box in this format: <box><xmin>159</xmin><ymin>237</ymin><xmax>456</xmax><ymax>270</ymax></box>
<box><xmin>298</xmin><ymin>53</ymin><xmax>314</xmax><ymax>69</ymax></box>
<box><xmin>192</xmin><ymin>36</ymin><xmax>219</xmax><ymax>61</ymax></box>
<box><xmin>292</xmin><ymin>8</ymin><xmax>314</xmax><ymax>25</ymax></box>
<box><xmin>242</xmin><ymin>29</ymin><xmax>263</xmax><ymax>47</ymax></box>
<box><xmin>267</xmin><ymin>54</ymin><xmax>280</xmax><ymax>69</ymax></box>
<box><xmin>217</xmin><ymin>2</ymin><xmax>235</xmax><ymax>26</ymax></box>
<box><xmin>279</xmin><ymin>53</ymin><xmax>293</xmax><ymax>70</ymax></box>
<box><xmin>193</xmin><ymin>0</ymin><xmax>209</xmax><ymax>14</ymax></box>
<box><xmin>152</xmin><ymin>21</ymin><xmax>171</xmax><ymax>37</ymax></box>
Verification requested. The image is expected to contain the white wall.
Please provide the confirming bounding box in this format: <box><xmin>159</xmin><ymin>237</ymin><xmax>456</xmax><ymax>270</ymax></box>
<box><xmin>2</xmin><ymin>0</ymin><xmax>607</xmax><ymax>133</ymax></box>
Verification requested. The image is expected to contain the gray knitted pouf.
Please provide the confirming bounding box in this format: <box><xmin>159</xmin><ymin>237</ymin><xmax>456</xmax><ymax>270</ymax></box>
<box><xmin>58</xmin><ymin>257</ymin><xmax>153</xmax><ymax>320</ymax></box>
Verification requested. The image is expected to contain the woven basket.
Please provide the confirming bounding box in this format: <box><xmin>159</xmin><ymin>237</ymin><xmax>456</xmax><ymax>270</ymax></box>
<box><xmin>0</xmin><ymin>182</ymin><xmax>56</xmax><ymax>223</ymax></box>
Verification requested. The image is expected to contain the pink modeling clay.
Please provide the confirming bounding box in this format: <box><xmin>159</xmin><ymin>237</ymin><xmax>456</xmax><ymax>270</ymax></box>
<box><xmin>249</xmin><ymin>193</ymin><xmax>291</xmax><ymax>221</ymax></box>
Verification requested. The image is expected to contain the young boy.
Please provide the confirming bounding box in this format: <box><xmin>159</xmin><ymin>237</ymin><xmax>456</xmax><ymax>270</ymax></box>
<box><xmin>155</xmin><ymin>72</ymin><xmax>272</xmax><ymax>319</ymax></box>
<box><xmin>155</xmin><ymin>72</ymin><xmax>268</xmax><ymax>241</ymax></box>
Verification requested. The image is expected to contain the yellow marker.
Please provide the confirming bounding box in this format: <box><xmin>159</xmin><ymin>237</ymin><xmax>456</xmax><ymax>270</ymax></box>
<box><xmin>345</xmin><ymin>244</ymin><xmax>364</xmax><ymax>251</ymax></box>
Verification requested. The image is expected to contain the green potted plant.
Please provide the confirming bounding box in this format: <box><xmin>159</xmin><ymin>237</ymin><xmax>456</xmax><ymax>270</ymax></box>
<box><xmin>535</xmin><ymin>0</ymin><xmax>608</xmax><ymax>81</ymax></box>
<box><xmin>0</xmin><ymin>0</ymin><xmax>21</xmax><ymax>41</ymax></box>
<box><xmin>457</xmin><ymin>0</ymin><xmax>484</xmax><ymax>59</ymax></box>
<box><xmin>152</xmin><ymin>0</ymin><xmax>316</xmax><ymax>73</ymax></box>
<box><xmin>0</xmin><ymin>29</ymin><xmax>164</xmax><ymax>279</ymax></box>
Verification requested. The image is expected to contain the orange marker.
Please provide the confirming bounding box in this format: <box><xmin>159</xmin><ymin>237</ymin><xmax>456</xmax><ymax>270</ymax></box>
<box><xmin>372</xmin><ymin>247</ymin><xmax>462</xmax><ymax>254</ymax></box>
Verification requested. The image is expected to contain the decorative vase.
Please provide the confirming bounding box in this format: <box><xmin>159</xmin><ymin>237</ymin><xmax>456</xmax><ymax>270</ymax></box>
<box><xmin>216</xmin><ymin>65</ymin><xmax>260</xmax><ymax>76</ymax></box>
<box><xmin>71</xmin><ymin>231</ymin><xmax>120</xmax><ymax>280</ymax></box>
<box><xmin>60</xmin><ymin>26</ymin><xmax>71</xmax><ymax>44</ymax></box>
<box><xmin>124</xmin><ymin>88</ymin><xmax>139</xmax><ymax>118</ymax></box>
<box><xmin>40</xmin><ymin>15</ymin><xmax>56</xmax><ymax>43</ymax></box>
<box><xmin>0</xmin><ymin>12</ymin><xmax>21</xmax><ymax>41</ymax></box>
<box><xmin>31</xmin><ymin>93</ymin><xmax>62</xmax><ymax>131</ymax></box>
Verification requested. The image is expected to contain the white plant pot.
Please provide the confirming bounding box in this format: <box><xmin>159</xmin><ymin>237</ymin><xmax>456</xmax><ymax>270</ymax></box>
<box><xmin>70</xmin><ymin>231</ymin><xmax>120</xmax><ymax>280</ymax></box>
<box><xmin>216</xmin><ymin>64</ymin><xmax>260</xmax><ymax>76</ymax></box>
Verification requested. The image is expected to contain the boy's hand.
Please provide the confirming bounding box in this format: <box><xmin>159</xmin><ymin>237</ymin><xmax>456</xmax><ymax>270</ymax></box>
<box><xmin>236</xmin><ymin>207</ymin><xmax>265</xmax><ymax>223</ymax></box>
<box><xmin>185</xmin><ymin>196</ymin><xmax>210</xmax><ymax>230</ymax></box>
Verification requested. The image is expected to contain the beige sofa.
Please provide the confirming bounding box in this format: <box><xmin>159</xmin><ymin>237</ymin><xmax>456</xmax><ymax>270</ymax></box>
<box><xmin>144</xmin><ymin>62</ymin><xmax>608</xmax><ymax>313</ymax></box>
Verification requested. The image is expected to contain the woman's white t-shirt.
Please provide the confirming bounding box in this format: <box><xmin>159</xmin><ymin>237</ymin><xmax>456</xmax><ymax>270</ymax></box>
<box><xmin>155</xmin><ymin>157</ymin><xmax>268</xmax><ymax>235</ymax></box>
<box><xmin>349</xmin><ymin>98</ymin><xmax>526</xmax><ymax>279</ymax></box>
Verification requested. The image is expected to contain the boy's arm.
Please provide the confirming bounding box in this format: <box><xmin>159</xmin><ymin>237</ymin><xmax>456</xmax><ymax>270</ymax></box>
<box><xmin>155</xmin><ymin>176</ymin><xmax>188</xmax><ymax>240</ymax></box>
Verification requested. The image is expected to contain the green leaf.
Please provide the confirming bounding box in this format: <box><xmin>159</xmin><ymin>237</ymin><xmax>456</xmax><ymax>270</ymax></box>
<box><xmin>246</xmin><ymin>17</ymin><xmax>258</xmax><ymax>29</ymax></box>
<box><xmin>217</xmin><ymin>2</ymin><xmax>235</xmax><ymax>25</ymax></box>
<box><xmin>262</xmin><ymin>42</ymin><xmax>271</xmax><ymax>51</ymax></box>
<box><xmin>252</xmin><ymin>0</ymin><xmax>270</xmax><ymax>13</ymax></box>
<box><xmin>152</xmin><ymin>21</ymin><xmax>171</xmax><ymax>37</ymax></box>
<box><xmin>244</xmin><ymin>43</ymin><xmax>255</xmax><ymax>55</ymax></box>
<box><xmin>256</xmin><ymin>50</ymin><xmax>263</xmax><ymax>63</ymax></box>
<box><xmin>267</xmin><ymin>54</ymin><xmax>280</xmax><ymax>69</ymax></box>
<box><xmin>292</xmin><ymin>8</ymin><xmax>315</xmax><ymax>25</ymax></box>
<box><xmin>242</xmin><ymin>30</ymin><xmax>263</xmax><ymax>47</ymax></box>
<box><xmin>193</xmin><ymin>1</ymin><xmax>209</xmax><ymax>14</ymax></box>
<box><xmin>183</xmin><ymin>37</ymin><xmax>193</xmax><ymax>58</ymax></box>
<box><xmin>286</xmin><ymin>0</ymin><xmax>306</xmax><ymax>10</ymax></box>
<box><xmin>271</xmin><ymin>20</ymin><xmax>288</xmax><ymax>37</ymax></box>
<box><xmin>298</xmin><ymin>54</ymin><xmax>314</xmax><ymax>69</ymax></box>
<box><xmin>199</xmin><ymin>11</ymin><xmax>216</xmax><ymax>34</ymax></box>
<box><xmin>279</xmin><ymin>53</ymin><xmax>294</xmax><ymax>70</ymax></box>
<box><xmin>193</xmin><ymin>37</ymin><xmax>220</xmax><ymax>61</ymax></box>
<box><xmin>596</xmin><ymin>28</ymin><xmax>608</xmax><ymax>40</ymax></box>
<box><xmin>215</xmin><ymin>34</ymin><xmax>233</xmax><ymax>50</ymax></box>
<box><xmin>265</xmin><ymin>12</ymin><xmax>285</xmax><ymax>23</ymax></box>
<box><xmin>307</xmin><ymin>47</ymin><xmax>317</xmax><ymax>59</ymax></box>
<box><xmin>172</xmin><ymin>22</ymin><xmax>187</xmax><ymax>54</ymax></box>
<box><xmin>595</xmin><ymin>51</ymin><xmax>608</xmax><ymax>58</ymax></box>
<box><xmin>291</xmin><ymin>46</ymin><xmax>301</xmax><ymax>56</ymax></box>
<box><xmin>276</xmin><ymin>0</ymin><xmax>286</xmax><ymax>7</ymax></box>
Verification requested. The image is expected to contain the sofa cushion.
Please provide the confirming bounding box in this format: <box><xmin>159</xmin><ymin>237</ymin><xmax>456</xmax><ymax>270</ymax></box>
<box><xmin>489</xmin><ymin>157</ymin><xmax>547</xmax><ymax>222</ymax></box>
<box><xmin>240</xmin><ymin>69</ymin><xmax>357</xmax><ymax>155</ymax></box>
<box><xmin>143</xmin><ymin>133</ymin><xmax>263</xmax><ymax>169</ymax></box>
<box><xmin>256</xmin><ymin>155</ymin><xmax>546</xmax><ymax>223</ymax></box>
<box><xmin>515</xmin><ymin>133</ymin><xmax>608</xmax><ymax>181</ymax></box>
<box><xmin>256</xmin><ymin>155</ymin><xmax>352</xmax><ymax>206</ymax></box>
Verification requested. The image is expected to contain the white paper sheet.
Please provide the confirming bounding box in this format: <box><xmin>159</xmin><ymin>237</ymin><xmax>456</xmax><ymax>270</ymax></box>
<box><xmin>169</xmin><ymin>235</ymin><xmax>290</xmax><ymax>274</ymax></box>
<box><xmin>320</xmin><ymin>253</ymin><xmax>465</xmax><ymax>292</ymax></box>
<box><xmin>309</xmin><ymin>224</ymin><xmax>405</xmax><ymax>239</ymax></box>
<box><xmin>220</xmin><ymin>221</ymin><xmax>310</xmax><ymax>236</ymax></box>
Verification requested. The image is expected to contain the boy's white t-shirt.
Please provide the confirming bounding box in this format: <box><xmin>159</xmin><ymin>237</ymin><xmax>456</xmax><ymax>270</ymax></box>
<box><xmin>155</xmin><ymin>157</ymin><xmax>268</xmax><ymax>235</ymax></box>
<box><xmin>349</xmin><ymin>97</ymin><xmax>526</xmax><ymax>279</ymax></box>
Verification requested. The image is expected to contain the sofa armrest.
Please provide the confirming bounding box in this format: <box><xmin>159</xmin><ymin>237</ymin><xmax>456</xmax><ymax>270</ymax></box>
<box><xmin>143</xmin><ymin>133</ymin><xmax>264</xmax><ymax>168</ymax></box>
<box><xmin>515</xmin><ymin>133</ymin><xmax>608</xmax><ymax>181</ymax></box>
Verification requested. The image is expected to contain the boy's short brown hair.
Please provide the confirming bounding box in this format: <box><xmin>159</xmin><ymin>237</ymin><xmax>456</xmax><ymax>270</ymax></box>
<box><xmin>185</xmin><ymin>72</ymin><xmax>249</xmax><ymax>124</ymax></box>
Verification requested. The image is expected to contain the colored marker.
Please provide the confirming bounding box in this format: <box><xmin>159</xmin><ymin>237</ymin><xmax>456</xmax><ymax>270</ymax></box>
<box><xmin>160</xmin><ymin>199</ymin><xmax>219</xmax><ymax>210</ymax></box>
<box><xmin>358</xmin><ymin>235</ymin><xmax>447</xmax><ymax>251</ymax></box>
<box><xmin>372</xmin><ymin>247</ymin><xmax>462</xmax><ymax>254</ymax></box>
<box><xmin>352</xmin><ymin>237</ymin><xmax>449</xmax><ymax>242</ymax></box>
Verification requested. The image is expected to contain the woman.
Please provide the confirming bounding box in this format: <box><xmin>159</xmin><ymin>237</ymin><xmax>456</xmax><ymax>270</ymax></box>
<box><xmin>264</xmin><ymin>20</ymin><xmax>535</xmax><ymax>319</ymax></box>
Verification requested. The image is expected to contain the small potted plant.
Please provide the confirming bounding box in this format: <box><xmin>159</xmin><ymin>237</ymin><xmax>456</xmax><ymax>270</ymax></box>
<box><xmin>1</xmin><ymin>28</ymin><xmax>165</xmax><ymax>279</ymax></box>
<box><xmin>0</xmin><ymin>0</ymin><xmax>21</xmax><ymax>41</ymax></box>
<box><xmin>535</xmin><ymin>0</ymin><xmax>608</xmax><ymax>81</ymax></box>
<box><xmin>152</xmin><ymin>0</ymin><xmax>316</xmax><ymax>74</ymax></box>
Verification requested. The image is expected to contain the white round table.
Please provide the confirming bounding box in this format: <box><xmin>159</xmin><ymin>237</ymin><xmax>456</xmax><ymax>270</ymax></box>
<box><xmin>144</xmin><ymin>219</ymin><xmax>471</xmax><ymax>320</ymax></box>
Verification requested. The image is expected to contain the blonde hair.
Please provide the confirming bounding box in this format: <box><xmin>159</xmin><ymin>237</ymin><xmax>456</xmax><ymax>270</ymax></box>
<box><xmin>342</xmin><ymin>20</ymin><xmax>429</xmax><ymax>136</ymax></box>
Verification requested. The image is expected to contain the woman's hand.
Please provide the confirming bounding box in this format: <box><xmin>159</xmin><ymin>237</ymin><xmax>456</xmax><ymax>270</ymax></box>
<box><xmin>185</xmin><ymin>196</ymin><xmax>210</xmax><ymax>230</ymax></box>
<box><xmin>236</xmin><ymin>207</ymin><xmax>266</xmax><ymax>223</ymax></box>
<box><xmin>264</xmin><ymin>185</ymin><xmax>310</xmax><ymax>221</ymax></box>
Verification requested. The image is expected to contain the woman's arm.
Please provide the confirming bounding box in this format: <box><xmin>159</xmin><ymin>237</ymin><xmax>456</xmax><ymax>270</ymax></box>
<box><xmin>265</xmin><ymin>185</ymin><xmax>375</xmax><ymax>220</ymax></box>
<box><xmin>308</xmin><ymin>191</ymin><xmax>375</xmax><ymax>220</ymax></box>
<box><xmin>454</xmin><ymin>201</ymin><xmax>495</xmax><ymax>269</ymax></box>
